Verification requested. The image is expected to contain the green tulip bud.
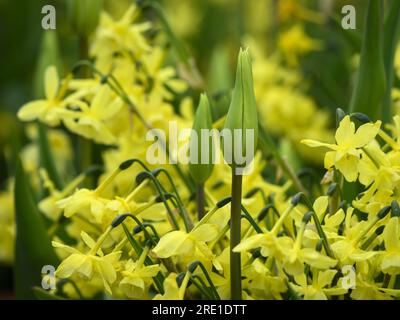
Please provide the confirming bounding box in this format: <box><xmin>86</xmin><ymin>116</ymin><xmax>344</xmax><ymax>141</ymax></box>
<box><xmin>67</xmin><ymin>0</ymin><xmax>103</xmax><ymax>37</ymax></box>
<box><xmin>34</xmin><ymin>30</ymin><xmax>61</xmax><ymax>99</ymax></box>
<box><xmin>189</xmin><ymin>94</ymin><xmax>214</xmax><ymax>184</ymax></box>
<box><xmin>222</xmin><ymin>48</ymin><xmax>258</xmax><ymax>173</ymax></box>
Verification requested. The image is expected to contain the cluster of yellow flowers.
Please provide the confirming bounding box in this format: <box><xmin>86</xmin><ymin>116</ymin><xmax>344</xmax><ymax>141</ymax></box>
<box><xmin>3</xmin><ymin>1</ymin><xmax>400</xmax><ymax>301</ymax></box>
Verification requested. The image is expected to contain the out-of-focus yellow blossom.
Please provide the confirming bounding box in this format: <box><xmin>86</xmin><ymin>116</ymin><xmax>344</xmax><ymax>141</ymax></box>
<box><xmin>0</xmin><ymin>182</ymin><xmax>14</xmax><ymax>264</ymax></box>
<box><xmin>20</xmin><ymin>125</ymin><xmax>73</xmax><ymax>189</ymax></box>
<box><xmin>17</xmin><ymin>66</ymin><xmax>77</xmax><ymax>126</ymax></box>
<box><xmin>278</xmin><ymin>25</ymin><xmax>322</xmax><ymax>67</ymax></box>
<box><xmin>119</xmin><ymin>259</ymin><xmax>160</xmax><ymax>299</ymax></box>
<box><xmin>278</xmin><ymin>0</ymin><xmax>325</xmax><ymax>24</ymax></box>
<box><xmin>64</xmin><ymin>85</ymin><xmax>123</xmax><ymax>145</ymax></box>
<box><xmin>380</xmin><ymin>217</ymin><xmax>400</xmax><ymax>275</ymax></box>
<box><xmin>292</xmin><ymin>270</ymin><xmax>347</xmax><ymax>300</ymax></box>
<box><xmin>91</xmin><ymin>4</ymin><xmax>151</xmax><ymax>69</ymax></box>
<box><xmin>164</xmin><ymin>0</ymin><xmax>201</xmax><ymax>39</ymax></box>
<box><xmin>248</xmin><ymin>37</ymin><xmax>332</xmax><ymax>165</ymax></box>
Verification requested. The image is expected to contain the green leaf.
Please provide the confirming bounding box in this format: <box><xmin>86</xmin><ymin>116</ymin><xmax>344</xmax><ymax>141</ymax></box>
<box><xmin>32</xmin><ymin>287</ymin><xmax>66</xmax><ymax>300</ymax></box>
<box><xmin>122</xmin><ymin>223</ymin><xmax>164</xmax><ymax>294</ymax></box>
<box><xmin>38</xmin><ymin>122</ymin><xmax>65</xmax><ymax>190</ymax></box>
<box><xmin>382</xmin><ymin>0</ymin><xmax>400</xmax><ymax>123</ymax></box>
<box><xmin>34</xmin><ymin>30</ymin><xmax>62</xmax><ymax>99</ymax></box>
<box><xmin>349</xmin><ymin>0</ymin><xmax>386</xmax><ymax>120</ymax></box>
<box><xmin>189</xmin><ymin>94</ymin><xmax>214</xmax><ymax>184</ymax></box>
<box><xmin>258</xmin><ymin>124</ymin><xmax>307</xmax><ymax>195</ymax></box>
<box><xmin>34</xmin><ymin>30</ymin><xmax>65</xmax><ymax>190</ymax></box>
<box><xmin>14</xmin><ymin>157</ymin><xmax>59</xmax><ymax>299</ymax></box>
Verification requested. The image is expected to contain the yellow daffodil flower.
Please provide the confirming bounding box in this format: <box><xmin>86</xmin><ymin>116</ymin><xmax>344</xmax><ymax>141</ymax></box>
<box><xmin>380</xmin><ymin>217</ymin><xmax>400</xmax><ymax>275</ymax></box>
<box><xmin>152</xmin><ymin>223</ymin><xmax>218</xmax><ymax>259</ymax></box>
<box><xmin>53</xmin><ymin>230</ymin><xmax>121</xmax><ymax>295</ymax></box>
<box><xmin>119</xmin><ymin>259</ymin><xmax>160</xmax><ymax>299</ymax></box>
<box><xmin>292</xmin><ymin>270</ymin><xmax>347</xmax><ymax>300</ymax></box>
<box><xmin>17</xmin><ymin>66</ymin><xmax>77</xmax><ymax>126</ymax></box>
<box><xmin>302</xmin><ymin>116</ymin><xmax>382</xmax><ymax>182</ymax></box>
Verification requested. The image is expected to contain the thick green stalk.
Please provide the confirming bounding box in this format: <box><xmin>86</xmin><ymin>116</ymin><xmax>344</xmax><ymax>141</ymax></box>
<box><xmin>349</xmin><ymin>0</ymin><xmax>386</xmax><ymax>120</ymax></box>
<box><xmin>382</xmin><ymin>0</ymin><xmax>400</xmax><ymax>123</ymax></box>
<box><xmin>230</xmin><ymin>169</ymin><xmax>242</xmax><ymax>300</ymax></box>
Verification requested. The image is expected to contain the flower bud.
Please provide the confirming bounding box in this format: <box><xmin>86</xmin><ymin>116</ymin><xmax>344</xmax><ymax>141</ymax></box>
<box><xmin>189</xmin><ymin>94</ymin><xmax>214</xmax><ymax>184</ymax></box>
<box><xmin>34</xmin><ymin>30</ymin><xmax>61</xmax><ymax>99</ymax></box>
<box><xmin>222</xmin><ymin>48</ymin><xmax>258</xmax><ymax>172</ymax></box>
<box><xmin>67</xmin><ymin>0</ymin><xmax>102</xmax><ymax>37</ymax></box>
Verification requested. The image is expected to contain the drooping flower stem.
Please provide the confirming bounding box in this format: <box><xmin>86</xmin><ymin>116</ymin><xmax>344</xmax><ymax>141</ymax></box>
<box><xmin>230</xmin><ymin>169</ymin><xmax>242</xmax><ymax>300</ymax></box>
<box><xmin>196</xmin><ymin>183</ymin><xmax>205</xmax><ymax>220</ymax></box>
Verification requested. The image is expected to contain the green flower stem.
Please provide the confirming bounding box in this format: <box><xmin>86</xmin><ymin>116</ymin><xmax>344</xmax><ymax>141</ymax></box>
<box><xmin>196</xmin><ymin>183</ymin><xmax>205</xmax><ymax>220</ymax></box>
<box><xmin>230</xmin><ymin>170</ymin><xmax>242</xmax><ymax>300</ymax></box>
<box><xmin>94</xmin><ymin>166</ymin><xmax>122</xmax><ymax>195</ymax></box>
<box><xmin>125</xmin><ymin>179</ymin><xmax>149</xmax><ymax>202</ymax></box>
<box><xmin>361</xmin><ymin>147</ymin><xmax>381</xmax><ymax>169</ymax></box>
<box><xmin>388</xmin><ymin>275</ymin><xmax>396</xmax><ymax>289</ymax></box>
<box><xmin>258</xmin><ymin>124</ymin><xmax>308</xmax><ymax>195</ymax></box>
<box><xmin>122</xmin><ymin>223</ymin><xmax>165</xmax><ymax>293</ymax></box>
<box><xmin>353</xmin><ymin>215</ymin><xmax>382</xmax><ymax>246</ymax></box>
<box><xmin>77</xmin><ymin>36</ymin><xmax>94</xmax><ymax>180</ymax></box>
<box><xmin>328</xmin><ymin>172</ymin><xmax>343</xmax><ymax>215</ymax></box>
<box><xmin>190</xmin><ymin>275</ymin><xmax>215</xmax><ymax>300</ymax></box>
<box><xmin>57</xmin><ymin>279</ymin><xmax>84</xmax><ymax>300</ymax></box>
<box><xmin>135</xmin><ymin>171</ymin><xmax>180</xmax><ymax>230</ymax></box>
<box><xmin>294</xmin><ymin>223</ymin><xmax>307</xmax><ymax>252</ymax></box>
<box><xmin>294</xmin><ymin>192</ymin><xmax>336</xmax><ymax>259</ymax></box>
<box><xmin>210</xmin><ymin>224</ymin><xmax>230</xmax><ymax>250</ymax></box>
<box><xmin>136</xmin><ymin>245</ymin><xmax>150</xmax><ymax>269</ymax></box>
<box><xmin>38</xmin><ymin>123</ymin><xmax>64</xmax><ymax>191</ymax></box>
<box><xmin>240</xmin><ymin>205</ymin><xmax>263</xmax><ymax>234</ymax></box>
<box><xmin>378</xmin><ymin>130</ymin><xmax>399</xmax><ymax>150</ymax></box>
<box><xmin>271</xmin><ymin>205</ymin><xmax>294</xmax><ymax>235</ymax></box>
<box><xmin>311</xmin><ymin>211</ymin><xmax>335</xmax><ymax>259</ymax></box>
<box><xmin>189</xmin><ymin>261</ymin><xmax>221</xmax><ymax>300</ymax></box>
<box><xmin>89</xmin><ymin>226</ymin><xmax>112</xmax><ymax>255</ymax></box>
<box><xmin>194</xmin><ymin>197</ymin><xmax>232</xmax><ymax>230</ymax></box>
<box><xmin>178</xmin><ymin>271</ymin><xmax>192</xmax><ymax>300</ymax></box>
<box><xmin>112</xmin><ymin>237</ymin><xmax>128</xmax><ymax>253</ymax></box>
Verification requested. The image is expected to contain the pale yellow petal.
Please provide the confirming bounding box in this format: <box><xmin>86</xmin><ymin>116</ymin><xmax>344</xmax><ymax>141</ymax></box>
<box><xmin>45</xmin><ymin>66</ymin><xmax>59</xmax><ymax>100</ymax></box>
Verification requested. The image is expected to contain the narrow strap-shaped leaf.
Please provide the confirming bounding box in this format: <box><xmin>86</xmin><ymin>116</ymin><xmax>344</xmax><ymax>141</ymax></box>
<box><xmin>14</xmin><ymin>157</ymin><xmax>59</xmax><ymax>299</ymax></box>
<box><xmin>122</xmin><ymin>223</ymin><xmax>165</xmax><ymax>294</ymax></box>
<box><xmin>382</xmin><ymin>0</ymin><xmax>400</xmax><ymax>122</ymax></box>
<box><xmin>349</xmin><ymin>0</ymin><xmax>386</xmax><ymax>120</ymax></box>
<box><xmin>38</xmin><ymin>122</ymin><xmax>64</xmax><ymax>190</ymax></box>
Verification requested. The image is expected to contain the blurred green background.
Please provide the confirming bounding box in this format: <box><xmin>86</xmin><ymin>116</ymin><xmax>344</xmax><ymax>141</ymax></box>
<box><xmin>0</xmin><ymin>0</ymin><xmax>387</xmax><ymax>297</ymax></box>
